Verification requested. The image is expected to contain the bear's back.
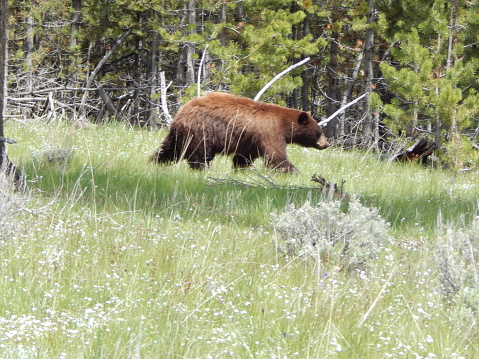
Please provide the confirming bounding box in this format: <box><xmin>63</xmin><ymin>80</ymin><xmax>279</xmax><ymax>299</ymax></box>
<box><xmin>175</xmin><ymin>92</ymin><xmax>299</xmax><ymax>130</ymax></box>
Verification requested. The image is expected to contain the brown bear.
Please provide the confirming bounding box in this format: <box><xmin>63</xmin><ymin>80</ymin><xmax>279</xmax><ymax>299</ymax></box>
<box><xmin>150</xmin><ymin>92</ymin><xmax>328</xmax><ymax>172</ymax></box>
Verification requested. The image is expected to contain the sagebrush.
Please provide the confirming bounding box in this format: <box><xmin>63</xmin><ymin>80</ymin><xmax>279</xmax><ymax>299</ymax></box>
<box><xmin>272</xmin><ymin>197</ymin><xmax>393</xmax><ymax>268</ymax></box>
<box><xmin>434</xmin><ymin>212</ymin><xmax>479</xmax><ymax>331</ymax></box>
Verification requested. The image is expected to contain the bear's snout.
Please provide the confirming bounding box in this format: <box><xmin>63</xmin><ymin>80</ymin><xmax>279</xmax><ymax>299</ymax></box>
<box><xmin>316</xmin><ymin>136</ymin><xmax>329</xmax><ymax>150</ymax></box>
<box><xmin>315</xmin><ymin>126</ymin><xmax>329</xmax><ymax>150</ymax></box>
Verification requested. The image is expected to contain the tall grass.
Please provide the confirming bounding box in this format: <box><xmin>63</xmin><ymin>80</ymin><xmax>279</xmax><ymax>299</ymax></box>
<box><xmin>2</xmin><ymin>119</ymin><xmax>478</xmax><ymax>358</ymax></box>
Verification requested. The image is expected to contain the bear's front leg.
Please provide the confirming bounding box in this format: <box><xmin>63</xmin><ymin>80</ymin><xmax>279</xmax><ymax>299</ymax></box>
<box><xmin>187</xmin><ymin>154</ymin><xmax>213</xmax><ymax>170</ymax></box>
<box><xmin>273</xmin><ymin>160</ymin><xmax>297</xmax><ymax>173</ymax></box>
<box><xmin>233</xmin><ymin>154</ymin><xmax>256</xmax><ymax>168</ymax></box>
<box><xmin>264</xmin><ymin>154</ymin><xmax>297</xmax><ymax>173</ymax></box>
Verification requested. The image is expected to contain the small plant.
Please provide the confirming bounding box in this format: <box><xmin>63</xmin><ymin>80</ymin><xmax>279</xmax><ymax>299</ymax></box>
<box><xmin>271</xmin><ymin>198</ymin><xmax>392</xmax><ymax>269</ymax></box>
<box><xmin>31</xmin><ymin>144</ymin><xmax>74</xmax><ymax>166</ymax></box>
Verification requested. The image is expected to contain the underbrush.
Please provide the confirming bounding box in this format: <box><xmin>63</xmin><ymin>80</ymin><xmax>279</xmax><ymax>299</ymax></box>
<box><xmin>2</xmin><ymin>120</ymin><xmax>479</xmax><ymax>358</ymax></box>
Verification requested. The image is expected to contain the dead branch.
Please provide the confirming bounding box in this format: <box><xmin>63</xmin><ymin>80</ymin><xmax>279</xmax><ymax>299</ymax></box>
<box><xmin>311</xmin><ymin>174</ymin><xmax>346</xmax><ymax>199</ymax></box>
<box><xmin>318</xmin><ymin>93</ymin><xmax>368</xmax><ymax>126</ymax></box>
<box><xmin>394</xmin><ymin>137</ymin><xmax>437</xmax><ymax>164</ymax></box>
<box><xmin>197</xmin><ymin>44</ymin><xmax>209</xmax><ymax>97</ymax></box>
<box><xmin>254</xmin><ymin>57</ymin><xmax>310</xmax><ymax>102</ymax></box>
<box><xmin>0</xmin><ymin>137</ymin><xmax>16</xmax><ymax>144</ymax></box>
<box><xmin>96</xmin><ymin>81</ymin><xmax>124</xmax><ymax>121</ymax></box>
<box><xmin>160</xmin><ymin>71</ymin><xmax>173</xmax><ymax>126</ymax></box>
<box><xmin>79</xmin><ymin>28</ymin><xmax>132</xmax><ymax>119</ymax></box>
<box><xmin>207</xmin><ymin>168</ymin><xmax>345</xmax><ymax>200</ymax></box>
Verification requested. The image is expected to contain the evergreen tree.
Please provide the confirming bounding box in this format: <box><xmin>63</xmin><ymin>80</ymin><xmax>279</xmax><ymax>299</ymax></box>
<box><xmin>379</xmin><ymin>0</ymin><xmax>479</xmax><ymax>151</ymax></box>
<box><xmin>3</xmin><ymin>0</ymin><xmax>479</xmax><ymax>161</ymax></box>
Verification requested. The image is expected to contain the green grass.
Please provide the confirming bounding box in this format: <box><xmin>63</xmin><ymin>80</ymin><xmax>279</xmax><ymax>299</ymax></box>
<box><xmin>2</xmin><ymin>120</ymin><xmax>479</xmax><ymax>358</ymax></box>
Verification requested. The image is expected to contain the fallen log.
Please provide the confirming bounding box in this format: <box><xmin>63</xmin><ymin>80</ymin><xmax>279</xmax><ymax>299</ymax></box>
<box><xmin>311</xmin><ymin>174</ymin><xmax>346</xmax><ymax>199</ymax></box>
<box><xmin>394</xmin><ymin>137</ymin><xmax>437</xmax><ymax>164</ymax></box>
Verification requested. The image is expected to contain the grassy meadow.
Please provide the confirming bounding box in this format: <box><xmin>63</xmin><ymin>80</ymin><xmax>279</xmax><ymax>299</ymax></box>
<box><xmin>1</xmin><ymin>119</ymin><xmax>479</xmax><ymax>358</ymax></box>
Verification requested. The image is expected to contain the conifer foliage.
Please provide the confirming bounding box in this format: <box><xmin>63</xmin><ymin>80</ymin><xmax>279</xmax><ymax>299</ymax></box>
<box><xmin>5</xmin><ymin>0</ymin><xmax>479</xmax><ymax>161</ymax></box>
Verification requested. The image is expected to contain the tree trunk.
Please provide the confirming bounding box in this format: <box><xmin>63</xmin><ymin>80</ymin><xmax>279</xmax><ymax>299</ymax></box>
<box><xmin>220</xmin><ymin>0</ymin><xmax>227</xmax><ymax>47</ymax></box>
<box><xmin>435</xmin><ymin>85</ymin><xmax>442</xmax><ymax>147</ymax></box>
<box><xmin>133</xmin><ymin>29</ymin><xmax>144</xmax><ymax>126</ymax></box>
<box><xmin>0</xmin><ymin>0</ymin><xmax>8</xmax><ymax>165</ymax></box>
<box><xmin>235</xmin><ymin>2</ymin><xmax>244</xmax><ymax>22</ymax></box>
<box><xmin>301</xmin><ymin>13</ymin><xmax>311</xmax><ymax>112</ymax></box>
<box><xmin>362</xmin><ymin>0</ymin><xmax>376</xmax><ymax>147</ymax></box>
<box><xmin>325</xmin><ymin>30</ymin><xmax>340</xmax><ymax>139</ymax></box>
<box><xmin>0</xmin><ymin>1</ymin><xmax>22</xmax><ymax>186</ymax></box>
<box><xmin>26</xmin><ymin>15</ymin><xmax>34</xmax><ymax>94</ymax></box>
<box><xmin>216</xmin><ymin>0</ymin><xmax>227</xmax><ymax>91</ymax></box>
<box><xmin>148</xmin><ymin>19</ymin><xmax>159</xmax><ymax>128</ymax></box>
<box><xmin>176</xmin><ymin>0</ymin><xmax>197</xmax><ymax>91</ymax></box>
<box><xmin>68</xmin><ymin>0</ymin><xmax>82</xmax><ymax>83</ymax></box>
<box><xmin>446</xmin><ymin>0</ymin><xmax>457</xmax><ymax>70</ymax></box>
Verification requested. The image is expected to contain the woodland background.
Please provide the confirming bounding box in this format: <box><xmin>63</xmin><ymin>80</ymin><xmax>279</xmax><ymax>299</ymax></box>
<box><xmin>2</xmin><ymin>2</ymin><xmax>479</xmax><ymax>356</ymax></box>
<box><xmin>4</xmin><ymin>0</ymin><xmax>479</xmax><ymax>164</ymax></box>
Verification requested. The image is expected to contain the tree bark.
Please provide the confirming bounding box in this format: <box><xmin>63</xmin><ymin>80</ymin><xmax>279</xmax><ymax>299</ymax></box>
<box><xmin>26</xmin><ymin>15</ymin><xmax>34</xmax><ymax>94</ymax></box>
<box><xmin>0</xmin><ymin>0</ymin><xmax>8</xmax><ymax>165</ymax></box>
<box><xmin>68</xmin><ymin>0</ymin><xmax>82</xmax><ymax>83</ymax></box>
<box><xmin>148</xmin><ymin>18</ymin><xmax>159</xmax><ymax>128</ymax></box>
<box><xmin>159</xmin><ymin>71</ymin><xmax>173</xmax><ymax>126</ymax></box>
<box><xmin>176</xmin><ymin>0</ymin><xmax>197</xmax><ymax>90</ymax></box>
<box><xmin>216</xmin><ymin>0</ymin><xmax>227</xmax><ymax>92</ymax></box>
<box><xmin>362</xmin><ymin>0</ymin><xmax>376</xmax><ymax>147</ymax></box>
<box><xmin>340</xmin><ymin>50</ymin><xmax>364</xmax><ymax>137</ymax></box>
<box><xmin>301</xmin><ymin>13</ymin><xmax>311</xmax><ymax>112</ymax></box>
<box><xmin>0</xmin><ymin>1</ymin><xmax>22</xmax><ymax>187</ymax></box>
<box><xmin>133</xmin><ymin>25</ymin><xmax>144</xmax><ymax>125</ymax></box>
<box><xmin>325</xmin><ymin>30</ymin><xmax>340</xmax><ymax>138</ymax></box>
<box><xmin>446</xmin><ymin>0</ymin><xmax>457</xmax><ymax>70</ymax></box>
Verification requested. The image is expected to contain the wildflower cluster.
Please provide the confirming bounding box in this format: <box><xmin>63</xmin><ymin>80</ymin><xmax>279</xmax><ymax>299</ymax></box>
<box><xmin>271</xmin><ymin>198</ymin><xmax>392</xmax><ymax>268</ymax></box>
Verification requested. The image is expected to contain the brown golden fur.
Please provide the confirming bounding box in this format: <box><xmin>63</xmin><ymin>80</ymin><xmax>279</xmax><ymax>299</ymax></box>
<box><xmin>150</xmin><ymin>92</ymin><xmax>328</xmax><ymax>172</ymax></box>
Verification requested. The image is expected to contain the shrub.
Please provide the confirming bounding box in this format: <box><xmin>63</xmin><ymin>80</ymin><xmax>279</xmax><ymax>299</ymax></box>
<box><xmin>271</xmin><ymin>198</ymin><xmax>392</xmax><ymax>269</ymax></box>
<box><xmin>433</xmin><ymin>212</ymin><xmax>479</xmax><ymax>330</ymax></box>
<box><xmin>31</xmin><ymin>144</ymin><xmax>74</xmax><ymax>166</ymax></box>
<box><xmin>434</xmin><ymin>212</ymin><xmax>479</xmax><ymax>295</ymax></box>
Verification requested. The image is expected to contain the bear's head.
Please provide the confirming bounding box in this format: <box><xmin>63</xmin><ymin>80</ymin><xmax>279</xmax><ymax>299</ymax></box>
<box><xmin>291</xmin><ymin>112</ymin><xmax>329</xmax><ymax>150</ymax></box>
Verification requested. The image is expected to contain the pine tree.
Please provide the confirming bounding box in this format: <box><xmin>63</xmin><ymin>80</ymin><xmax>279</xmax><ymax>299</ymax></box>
<box><xmin>379</xmin><ymin>0</ymin><xmax>479</xmax><ymax>151</ymax></box>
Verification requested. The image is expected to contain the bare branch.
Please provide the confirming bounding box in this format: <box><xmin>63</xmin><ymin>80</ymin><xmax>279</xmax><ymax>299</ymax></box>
<box><xmin>160</xmin><ymin>71</ymin><xmax>173</xmax><ymax>126</ymax></box>
<box><xmin>96</xmin><ymin>81</ymin><xmax>124</xmax><ymax>121</ymax></box>
<box><xmin>318</xmin><ymin>93</ymin><xmax>368</xmax><ymax>126</ymax></box>
<box><xmin>79</xmin><ymin>28</ymin><xmax>132</xmax><ymax>119</ymax></box>
<box><xmin>254</xmin><ymin>57</ymin><xmax>310</xmax><ymax>102</ymax></box>
<box><xmin>197</xmin><ymin>44</ymin><xmax>209</xmax><ymax>97</ymax></box>
<box><xmin>0</xmin><ymin>137</ymin><xmax>16</xmax><ymax>144</ymax></box>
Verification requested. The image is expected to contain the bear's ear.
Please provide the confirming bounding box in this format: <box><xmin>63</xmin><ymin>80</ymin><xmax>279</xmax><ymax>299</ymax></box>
<box><xmin>298</xmin><ymin>112</ymin><xmax>310</xmax><ymax>124</ymax></box>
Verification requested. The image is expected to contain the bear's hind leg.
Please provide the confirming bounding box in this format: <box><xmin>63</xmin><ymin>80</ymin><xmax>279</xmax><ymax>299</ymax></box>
<box><xmin>150</xmin><ymin>136</ymin><xmax>176</xmax><ymax>164</ymax></box>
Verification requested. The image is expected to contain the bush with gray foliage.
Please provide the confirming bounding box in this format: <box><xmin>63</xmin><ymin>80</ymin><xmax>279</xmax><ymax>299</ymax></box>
<box><xmin>434</xmin><ymin>212</ymin><xmax>479</xmax><ymax>329</ymax></box>
<box><xmin>271</xmin><ymin>198</ymin><xmax>392</xmax><ymax>268</ymax></box>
